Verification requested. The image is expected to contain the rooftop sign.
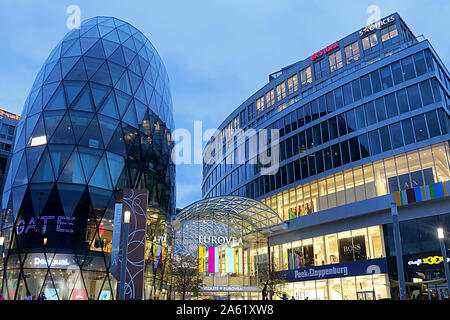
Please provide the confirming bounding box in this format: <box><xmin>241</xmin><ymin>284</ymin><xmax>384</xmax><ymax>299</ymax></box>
<box><xmin>359</xmin><ymin>15</ymin><xmax>395</xmax><ymax>36</ymax></box>
<box><xmin>311</xmin><ymin>42</ymin><xmax>339</xmax><ymax>61</ymax></box>
<box><xmin>0</xmin><ymin>109</ymin><xmax>20</xmax><ymax>121</ymax></box>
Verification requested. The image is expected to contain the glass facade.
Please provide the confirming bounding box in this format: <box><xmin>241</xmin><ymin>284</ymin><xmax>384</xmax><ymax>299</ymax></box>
<box><xmin>0</xmin><ymin>16</ymin><xmax>175</xmax><ymax>300</ymax></box>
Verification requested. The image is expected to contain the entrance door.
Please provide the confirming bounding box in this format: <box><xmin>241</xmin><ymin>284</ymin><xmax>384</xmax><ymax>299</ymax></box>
<box><xmin>357</xmin><ymin>291</ymin><xmax>375</xmax><ymax>300</ymax></box>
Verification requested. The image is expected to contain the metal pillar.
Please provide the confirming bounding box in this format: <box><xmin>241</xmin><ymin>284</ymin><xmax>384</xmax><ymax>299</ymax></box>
<box><xmin>390</xmin><ymin>201</ymin><xmax>407</xmax><ymax>300</ymax></box>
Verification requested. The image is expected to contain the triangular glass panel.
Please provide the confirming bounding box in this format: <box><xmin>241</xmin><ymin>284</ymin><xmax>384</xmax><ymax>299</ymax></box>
<box><xmin>122</xmin><ymin>102</ymin><xmax>138</xmax><ymax>128</ymax></box>
<box><xmin>88</xmin><ymin>153</ymin><xmax>113</xmax><ymax>190</ymax></box>
<box><xmin>83</xmin><ymin>56</ymin><xmax>103</xmax><ymax>79</ymax></box>
<box><xmin>80</xmin><ymin>37</ymin><xmax>98</xmax><ymax>55</ymax></box>
<box><xmin>122</xmin><ymin>46</ymin><xmax>136</xmax><ymax>66</ymax></box>
<box><xmin>122</xmin><ymin>36</ymin><xmax>136</xmax><ymax>52</ymax></box>
<box><xmin>27</xmin><ymin>115</ymin><xmax>46</xmax><ymax>147</ymax></box>
<box><xmin>12</xmin><ymin>153</ymin><xmax>28</xmax><ymax>187</ymax></box>
<box><xmin>42</xmin><ymin>110</ymin><xmax>65</xmax><ymax>142</ymax></box>
<box><xmin>42</xmin><ymin>82</ymin><xmax>60</xmax><ymax>108</ymax></box>
<box><xmin>57</xmin><ymin>183</ymin><xmax>85</xmax><ymax>217</ymax></box>
<box><xmin>29</xmin><ymin>183</ymin><xmax>54</xmax><ymax>217</ymax></box>
<box><xmin>98</xmin><ymin>91</ymin><xmax>119</xmax><ymax>119</ymax></box>
<box><xmin>65</xmin><ymin>58</ymin><xmax>88</xmax><ymax>81</ymax></box>
<box><xmin>48</xmin><ymin>145</ymin><xmax>74</xmax><ymax>178</ymax></box>
<box><xmin>85</xmin><ymin>40</ymin><xmax>106</xmax><ymax>60</ymax></box>
<box><xmin>117</xmin><ymin>23</ymin><xmax>131</xmax><ymax>35</ymax></box>
<box><xmin>44</xmin><ymin>84</ymin><xmax>67</xmax><ymax>111</ymax></box>
<box><xmin>25</xmin><ymin>113</ymin><xmax>40</xmax><ymax>139</ymax></box>
<box><xmin>98</xmin><ymin>24</ymin><xmax>114</xmax><ymax>38</ymax></box>
<box><xmin>108</xmin><ymin>46</ymin><xmax>126</xmax><ymax>66</ymax></box>
<box><xmin>106</xmin><ymin>151</ymin><xmax>125</xmax><ymax>187</ymax></box>
<box><xmin>63</xmin><ymin>38</ymin><xmax>82</xmax><ymax>57</ymax></box>
<box><xmin>61</xmin><ymin>39</ymin><xmax>77</xmax><ymax>57</ymax></box>
<box><xmin>128</xmin><ymin>71</ymin><xmax>141</xmax><ymax>94</ymax></box>
<box><xmin>31</xmin><ymin>149</ymin><xmax>55</xmax><ymax>183</ymax></box>
<box><xmin>117</xmin><ymin>29</ymin><xmax>131</xmax><ymax>43</ymax></box>
<box><xmin>64</xmin><ymin>81</ymin><xmax>84</xmax><ymax>105</ymax></box>
<box><xmin>69</xmin><ymin>110</ymin><xmax>94</xmax><ymax>142</ymax></box>
<box><xmin>97</xmin><ymin>114</ymin><xmax>119</xmax><ymax>146</ymax></box>
<box><xmin>90</xmin><ymin>62</ymin><xmax>111</xmax><ymax>86</ymax></box>
<box><xmin>70</xmin><ymin>84</ymin><xmax>94</xmax><ymax>112</ymax></box>
<box><xmin>60</xmin><ymin>57</ymin><xmax>80</xmax><ymax>78</ymax></box>
<box><xmin>134</xmin><ymin>81</ymin><xmax>147</xmax><ymax>104</ymax></box>
<box><xmin>28</xmin><ymin>87</ymin><xmax>43</xmax><ymax>116</ymax></box>
<box><xmin>13</xmin><ymin>124</ymin><xmax>26</xmax><ymax>153</ymax></box>
<box><xmin>78</xmin><ymin>146</ymin><xmax>103</xmax><ymax>182</ymax></box>
<box><xmin>106</xmin><ymin>125</ymin><xmax>127</xmax><ymax>157</ymax></box>
<box><xmin>81</xmin><ymin>25</ymin><xmax>100</xmax><ymax>38</ymax></box>
<box><xmin>11</xmin><ymin>185</ymin><xmax>27</xmax><ymax>219</ymax></box>
<box><xmin>114</xmin><ymin>90</ymin><xmax>132</xmax><ymax>118</ymax></box>
<box><xmin>134</xmin><ymin>99</ymin><xmax>147</xmax><ymax>124</ymax></box>
<box><xmin>49</xmin><ymin>112</ymin><xmax>75</xmax><ymax>145</ymax></box>
<box><xmin>138</xmin><ymin>55</ymin><xmax>150</xmax><ymax>75</ymax></box>
<box><xmin>115</xmin><ymin>164</ymin><xmax>130</xmax><ymax>190</ymax></box>
<box><xmin>78</xmin><ymin>117</ymin><xmax>104</xmax><ymax>149</ymax></box>
<box><xmin>132</xmin><ymin>35</ymin><xmax>145</xmax><ymax>52</ymax></box>
<box><xmin>128</xmin><ymin>55</ymin><xmax>141</xmax><ymax>75</ymax></box>
<box><xmin>58</xmin><ymin>150</ymin><xmax>86</xmax><ymax>185</ymax></box>
<box><xmin>103</xmin><ymin>28</ymin><xmax>120</xmax><ymax>44</ymax></box>
<box><xmin>99</xmin><ymin>17</ymin><xmax>115</xmax><ymax>28</ymax></box>
<box><xmin>101</xmin><ymin>39</ymin><xmax>120</xmax><ymax>59</ymax></box>
<box><xmin>89</xmin><ymin>83</ymin><xmax>110</xmax><ymax>109</ymax></box>
<box><xmin>44</xmin><ymin>61</ymin><xmax>62</xmax><ymax>84</ymax></box>
<box><xmin>115</xmin><ymin>70</ymin><xmax>132</xmax><ymax>95</ymax></box>
<box><xmin>107</xmin><ymin>60</ymin><xmax>125</xmax><ymax>85</ymax></box>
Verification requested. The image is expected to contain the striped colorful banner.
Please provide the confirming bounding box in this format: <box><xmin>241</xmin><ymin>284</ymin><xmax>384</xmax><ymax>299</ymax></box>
<box><xmin>198</xmin><ymin>246</ymin><xmax>205</xmax><ymax>272</ymax></box>
<box><xmin>198</xmin><ymin>246</ymin><xmax>245</xmax><ymax>274</ymax></box>
<box><xmin>208</xmin><ymin>246</ymin><xmax>215</xmax><ymax>273</ymax></box>
<box><xmin>393</xmin><ymin>181</ymin><xmax>450</xmax><ymax>206</ymax></box>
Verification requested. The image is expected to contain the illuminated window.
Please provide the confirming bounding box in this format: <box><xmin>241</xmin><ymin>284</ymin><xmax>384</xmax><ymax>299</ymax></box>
<box><xmin>287</xmin><ymin>74</ymin><xmax>298</xmax><ymax>94</ymax></box>
<box><xmin>256</xmin><ymin>96</ymin><xmax>264</xmax><ymax>113</ymax></box>
<box><xmin>265</xmin><ymin>89</ymin><xmax>275</xmax><ymax>108</ymax></box>
<box><xmin>329</xmin><ymin>51</ymin><xmax>343</xmax><ymax>73</ymax></box>
<box><xmin>276</xmin><ymin>82</ymin><xmax>286</xmax><ymax>101</ymax></box>
<box><xmin>381</xmin><ymin>25</ymin><xmax>398</xmax><ymax>42</ymax></box>
<box><xmin>362</xmin><ymin>33</ymin><xmax>378</xmax><ymax>50</ymax></box>
<box><xmin>344</xmin><ymin>42</ymin><xmax>360</xmax><ymax>65</ymax></box>
<box><xmin>31</xmin><ymin>135</ymin><xmax>47</xmax><ymax>147</ymax></box>
<box><xmin>300</xmin><ymin>67</ymin><xmax>312</xmax><ymax>86</ymax></box>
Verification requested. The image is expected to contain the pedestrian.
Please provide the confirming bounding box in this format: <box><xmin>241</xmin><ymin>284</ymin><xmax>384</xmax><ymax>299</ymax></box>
<box><xmin>281</xmin><ymin>293</ymin><xmax>288</xmax><ymax>300</ymax></box>
<box><xmin>262</xmin><ymin>281</ymin><xmax>268</xmax><ymax>300</ymax></box>
<box><xmin>37</xmin><ymin>292</ymin><xmax>47</xmax><ymax>300</ymax></box>
<box><xmin>291</xmin><ymin>296</ymin><xmax>295</xmax><ymax>300</ymax></box>
<box><xmin>24</xmin><ymin>291</ymin><xmax>33</xmax><ymax>300</ymax></box>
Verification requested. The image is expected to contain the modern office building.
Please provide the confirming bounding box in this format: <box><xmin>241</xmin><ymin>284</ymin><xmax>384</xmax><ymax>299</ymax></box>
<box><xmin>0</xmin><ymin>16</ymin><xmax>175</xmax><ymax>300</ymax></box>
<box><xmin>194</xmin><ymin>12</ymin><xmax>450</xmax><ymax>300</ymax></box>
<box><xmin>0</xmin><ymin>109</ymin><xmax>20</xmax><ymax>195</ymax></box>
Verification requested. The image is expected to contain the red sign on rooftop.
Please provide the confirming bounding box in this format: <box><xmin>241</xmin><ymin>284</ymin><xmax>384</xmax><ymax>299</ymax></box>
<box><xmin>311</xmin><ymin>42</ymin><xmax>339</xmax><ymax>61</ymax></box>
<box><xmin>0</xmin><ymin>109</ymin><xmax>20</xmax><ymax>121</ymax></box>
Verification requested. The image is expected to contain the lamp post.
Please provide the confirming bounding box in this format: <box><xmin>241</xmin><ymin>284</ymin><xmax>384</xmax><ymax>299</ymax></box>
<box><xmin>118</xmin><ymin>210</ymin><xmax>131</xmax><ymax>300</ymax></box>
<box><xmin>437</xmin><ymin>227</ymin><xmax>450</xmax><ymax>298</ymax></box>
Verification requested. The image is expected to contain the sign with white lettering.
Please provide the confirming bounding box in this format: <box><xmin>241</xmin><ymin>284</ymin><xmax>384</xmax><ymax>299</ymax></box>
<box><xmin>360</xmin><ymin>15</ymin><xmax>395</xmax><ymax>36</ymax></box>
<box><xmin>26</xmin><ymin>253</ymin><xmax>74</xmax><ymax>269</ymax></box>
<box><xmin>198</xmin><ymin>235</ymin><xmax>244</xmax><ymax>247</ymax></box>
<box><xmin>280</xmin><ymin>258</ymin><xmax>388</xmax><ymax>282</ymax></box>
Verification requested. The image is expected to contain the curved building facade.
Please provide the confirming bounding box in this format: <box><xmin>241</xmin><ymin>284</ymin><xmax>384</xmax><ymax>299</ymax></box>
<box><xmin>201</xmin><ymin>13</ymin><xmax>450</xmax><ymax>300</ymax></box>
<box><xmin>0</xmin><ymin>16</ymin><xmax>175</xmax><ymax>300</ymax></box>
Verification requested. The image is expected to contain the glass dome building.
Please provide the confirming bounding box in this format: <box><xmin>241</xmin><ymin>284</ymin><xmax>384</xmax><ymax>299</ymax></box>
<box><xmin>0</xmin><ymin>16</ymin><xmax>175</xmax><ymax>300</ymax></box>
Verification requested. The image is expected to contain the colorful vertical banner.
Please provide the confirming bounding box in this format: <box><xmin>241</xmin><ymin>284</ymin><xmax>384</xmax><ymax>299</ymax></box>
<box><xmin>208</xmin><ymin>246</ymin><xmax>215</xmax><ymax>273</ymax></box>
<box><xmin>214</xmin><ymin>247</ymin><xmax>220</xmax><ymax>273</ymax></box>
<box><xmin>110</xmin><ymin>203</ymin><xmax>123</xmax><ymax>279</ymax></box>
<box><xmin>198</xmin><ymin>246</ymin><xmax>204</xmax><ymax>272</ymax></box>
<box><xmin>226</xmin><ymin>247</ymin><xmax>234</xmax><ymax>273</ymax></box>
<box><xmin>237</xmin><ymin>248</ymin><xmax>243</xmax><ymax>274</ymax></box>
<box><xmin>154</xmin><ymin>245</ymin><xmax>162</xmax><ymax>268</ymax></box>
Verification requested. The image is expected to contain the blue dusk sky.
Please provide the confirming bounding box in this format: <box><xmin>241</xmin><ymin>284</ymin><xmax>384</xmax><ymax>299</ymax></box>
<box><xmin>0</xmin><ymin>0</ymin><xmax>449</xmax><ymax>209</ymax></box>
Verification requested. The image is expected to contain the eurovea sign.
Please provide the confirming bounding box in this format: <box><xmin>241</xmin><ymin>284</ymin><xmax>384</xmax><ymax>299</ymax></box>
<box><xmin>311</xmin><ymin>42</ymin><xmax>339</xmax><ymax>61</ymax></box>
<box><xmin>198</xmin><ymin>235</ymin><xmax>244</xmax><ymax>246</ymax></box>
<box><xmin>359</xmin><ymin>15</ymin><xmax>395</xmax><ymax>36</ymax></box>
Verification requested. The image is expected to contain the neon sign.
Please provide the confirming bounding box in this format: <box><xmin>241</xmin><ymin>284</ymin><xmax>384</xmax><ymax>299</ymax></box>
<box><xmin>359</xmin><ymin>15</ymin><xmax>395</xmax><ymax>36</ymax></box>
<box><xmin>16</xmin><ymin>216</ymin><xmax>75</xmax><ymax>235</ymax></box>
<box><xmin>311</xmin><ymin>42</ymin><xmax>339</xmax><ymax>61</ymax></box>
<box><xmin>0</xmin><ymin>109</ymin><xmax>20</xmax><ymax>121</ymax></box>
<box><xmin>408</xmin><ymin>256</ymin><xmax>450</xmax><ymax>266</ymax></box>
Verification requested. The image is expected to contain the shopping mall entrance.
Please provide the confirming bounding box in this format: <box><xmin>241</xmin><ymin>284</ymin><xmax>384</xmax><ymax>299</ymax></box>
<box><xmin>172</xmin><ymin>196</ymin><xmax>287</xmax><ymax>300</ymax></box>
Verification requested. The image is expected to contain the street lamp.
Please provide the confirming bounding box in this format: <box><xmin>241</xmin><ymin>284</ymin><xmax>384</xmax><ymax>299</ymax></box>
<box><xmin>437</xmin><ymin>227</ymin><xmax>450</xmax><ymax>298</ymax></box>
<box><xmin>118</xmin><ymin>210</ymin><xmax>131</xmax><ymax>300</ymax></box>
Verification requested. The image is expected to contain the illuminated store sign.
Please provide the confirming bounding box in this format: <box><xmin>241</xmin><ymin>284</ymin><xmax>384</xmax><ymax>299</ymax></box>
<box><xmin>0</xmin><ymin>109</ymin><xmax>20</xmax><ymax>121</ymax></box>
<box><xmin>359</xmin><ymin>15</ymin><xmax>395</xmax><ymax>36</ymax></box>
<box><xmin>198</xmin><ymin>235</ymin><xmax>244</xmax><ymax>246</ymax></box>
<box><xmin>311</xmin><ymin>42</ymin><xmax>339</xmax><ymax>61</ymax></box>
<box><xmin>282</xmin><ymin>258</ymin><xmax>388</xmax><ymax>282</ymax></box>
<box><xmin>408</xmin><ymin>256</ymin><xmax>450</xmax><ymax>267</ymax></box>
<box><xmin>16</xmin><ymin>216</ymin><xmax>75</xmax><ymax>235</ymax></box>
<box><xmin>27</xmin><ymin>253</ymin><xmax>74</xmax><ymax>269</ymax></box>
<box><xmin>34</xmin><ymin>257</ymin><xmax>70</xmax><ymax>267</ymax></box>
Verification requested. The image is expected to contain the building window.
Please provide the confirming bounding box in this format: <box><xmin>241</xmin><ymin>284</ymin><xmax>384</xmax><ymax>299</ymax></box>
<box><xmin>314</xmin><ymin>59</ymin><xmax>329</xmax><ymax>80</ymax></box>
<box><xmin>287</xmin><ymin>74</ymin><xmax>298</xmax><ymax>94</ymax></box>
<box><xmin>300</xmin><ymin>67</ymin><xmax>312</xmax><ymax>86</ymax></box>
<box><xmin>329</xmin><ymin>51</ymin><xmax>343</xmax><ymax>73</ymax></box>
<box><xmin>276</xmin><ymin>82</ymin><xmax>286</xmax><ymax>101</ymax></box>
<box><xmin>256</xmin><ymin>96</ymin><xmax>264</xmax><ymax>113</ymax></box>
<box><xmin>344</xmin><ymin>42</ymin><xmax>360</xmax><ymax>65</ymax></box>
<box><xmin>265</xmin><ymin>89</ymin><xmax>275</xmax><ymax>108</ymax></box>
<box><xmin>362</xmin><ymin>33</ymin><xmax>378</xmax><ymax>50</ymax></box>
<box><xmin>381</xmin><ymin>25</ymin><xmax>398</xmax><ymax>42</ymax></box>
